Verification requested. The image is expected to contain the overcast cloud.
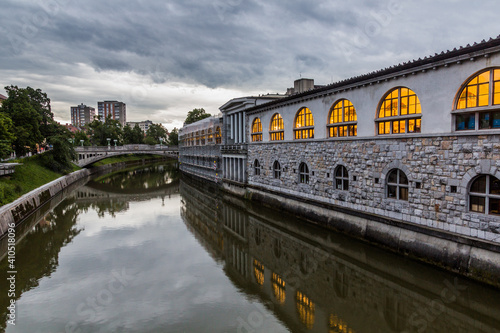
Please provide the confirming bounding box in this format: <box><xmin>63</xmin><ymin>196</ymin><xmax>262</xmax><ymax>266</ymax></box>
<box><xmin>0</xmin><ymin>0</ymin><xmax>499</xmax><ymax>130</ymax></box>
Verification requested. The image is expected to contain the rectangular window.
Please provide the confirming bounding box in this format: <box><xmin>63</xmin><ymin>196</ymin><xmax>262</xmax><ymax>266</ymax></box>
<box><xmin>490</xmin><ymin>198</ymin><xmax>500</xmax><ymax>215</ymax></box>
<box><xmin>399</xmin><ymin>187</ymin><xmax>409</xmax><ymax>201</ymax></box>
<box><xmin>387</xmin><ymin>185</ymin><xmax>397</xmax><ymax>198</ymax></box>
<box><xmin>470</xmin><ymin>196</ymin><xmax>485</xmax><ymax>213</ymax></box>
<box><xmin>455</xmin><ymin>114</ymin><xmax>475</xmax><ymax>130</ymax></box>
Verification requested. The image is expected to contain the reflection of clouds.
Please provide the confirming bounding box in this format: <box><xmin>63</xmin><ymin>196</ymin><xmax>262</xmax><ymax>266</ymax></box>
<box><xmin>9</xmin><ymin>194</ymin><xmax>287</xmax><ymax>333</ymax></box>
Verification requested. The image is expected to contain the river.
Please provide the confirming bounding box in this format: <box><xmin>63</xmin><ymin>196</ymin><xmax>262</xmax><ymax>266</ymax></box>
<box><xmin>1</xmin><ymin>161</ymin><xmax>500</xmax><ymax>333</ymax></box>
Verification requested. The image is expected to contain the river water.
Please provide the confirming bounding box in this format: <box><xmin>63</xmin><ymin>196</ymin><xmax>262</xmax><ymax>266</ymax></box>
<box><xmin>1</xmin><ymin>161</ymin><xmax>500</xmax><ymax>333</ymax></box>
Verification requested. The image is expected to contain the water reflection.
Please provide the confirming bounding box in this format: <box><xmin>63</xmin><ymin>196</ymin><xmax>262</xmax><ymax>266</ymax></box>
<box><xmin>0</xmin><ymin>162</ymin><xmax>179</xmax><ymax>332</ymax></box>
<box><xmin>180</xmin><ymin>177</ymin><xmax>500</xmax><ymax>333</ymax></box>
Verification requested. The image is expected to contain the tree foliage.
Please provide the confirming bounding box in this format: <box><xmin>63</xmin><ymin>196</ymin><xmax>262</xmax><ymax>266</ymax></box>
<box><xmin>145</xmin><ymin>123</ymin><xmax>167</xmax><ymax>145</ymax></box>
<box><xmin>0</xmin><ymin>112</ymin><xmax>15</xmax><ymax>159</ymax></box>
<box><xmin>184</xmin><ymin>108</ymin><xmax>211</xmax><ymax>125</ymax></box>
<box><xmin>123</xmin><ymin>124</ymin><xmax>144</xmax><ymax>144</ymax></box>
<box><xmin>168</xmin><ymin>127</ymin><xmax>178</xmax><ymax>146</ymax></box>
<box><xmin>73</xmin><ymin>130</ymin><xmax>91</xmax><ymax>146</ymax></box>
<box><xmin>88</xmin><ymin>116</ymin><xmax>123</xmax><ymax>146</ymax></box>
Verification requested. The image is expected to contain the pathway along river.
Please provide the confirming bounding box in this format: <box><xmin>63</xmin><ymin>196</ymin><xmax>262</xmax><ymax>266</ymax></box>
<box><xmin>1</xmin><ymin>161</ymin><xmax>500</xmax><ymax>333</ymax></box>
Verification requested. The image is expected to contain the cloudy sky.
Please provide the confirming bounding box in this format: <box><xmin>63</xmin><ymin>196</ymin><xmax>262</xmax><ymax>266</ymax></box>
<box><xmin>0</xmin><ymin>0</ymin><xmax>499</xmax><ymax>130</ymax></box>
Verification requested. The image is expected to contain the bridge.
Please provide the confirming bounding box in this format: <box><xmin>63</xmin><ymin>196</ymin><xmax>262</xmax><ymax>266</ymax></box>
<box><xmin>74</xmin><ymin>144</ymin><xmax>178</xmax><ymax>167</ymax></box>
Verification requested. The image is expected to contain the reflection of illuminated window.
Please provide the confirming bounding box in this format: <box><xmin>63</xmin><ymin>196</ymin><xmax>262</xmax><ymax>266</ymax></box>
<box><xmin>251</xmin><ymin>118</ymin><xmax>263</xmax><ymax>142</ymax></box>
<box><xmin>270</xmin><ymin>113</ymin><xmax>284</xmax><ymax>141</ymax></box>
<box><xmin>469</xmin><ymin>174</ymin><xmax>500</xmax><ymax>215</ymax></box>
<box><xmin>328</xmin><ymin>99</ymin><xmax>357</xmax><ymax>137</ymax></box>
<box><xmin>329</xmin><ymin>314</ymin><xmax>355</xmax><ymax>333</ymax></box>
<box><xmin>296</xmin><ymin>291</ymin><xmax>315</xmax><ymax>329</ymax></box>
<box><xmin>294</xmin><ymin>107</ymin><xmax>315</xmax><ymax>139</ymax></box>
<box><xmin>253</xmin><ymin>259</ymin><xmax>264</xmax><ymax>285</ymax></box>
<box><xmin>455</xmin><ymin>68</ymin><xmax>500</xmax><ymax>131</ymax></box>
<box><xmin>377</xmin><ymin>87</ymin><xmax>421</xmax><ymax>135</ymax></box>
<box><xmin>272</xmin><ymin>273</ymin><xmax>286</xmax><ymax>304</ymax></box>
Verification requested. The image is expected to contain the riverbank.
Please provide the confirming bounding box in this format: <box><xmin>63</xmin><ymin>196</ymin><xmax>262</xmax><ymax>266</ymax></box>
<box><xmin>0</xmin><ymin>156</ymin><xmax>173</xmax><ymax>239</ymax></box>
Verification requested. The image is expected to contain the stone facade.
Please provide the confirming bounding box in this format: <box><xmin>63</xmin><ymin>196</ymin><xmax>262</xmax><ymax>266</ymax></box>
<box><xmin>247</xmin><ymin>134</ymin><xmax>500</xmax><ymax>243</ymax></box>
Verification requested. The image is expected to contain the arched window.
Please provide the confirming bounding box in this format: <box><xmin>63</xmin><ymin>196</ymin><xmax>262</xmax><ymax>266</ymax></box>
<box><xmin>455</xmin><ymin>68</ymin><xmax>500</xmax><ymax>131</ymax></box>
<box><xmin>299</xmin><ymin>162</ymin><xmax>309</xmax><ymax>184</ymax></box>
<box><xmin>251</xmin><ymin>117</ymin><xmax>262</xmax><ymax>142</ymax></box>
<box><xmin>215</xmin><ymin>126</ymin><xmax>222</xmax><ymax>144</ymax></box>
<box><xmin>469</xmin><ymin>174</ymin><xmax>500</xmax><ymax>215</ymax></box>
<box><xmin>334</xmin><ymin>165</ymin><xmax>349</xmax><ymax>191</ymax></box>
<box><xmin>270</xmin><ymin>113</ymin><xmax>284</xmax><ymax>141</ymax></box>
<box><xmin>377</xmin><ymin>87</ymin><xmax>421</xmax><ymax>135</ymax></box>
<box><xmin>386</xmin><ymin>169</ymin><xmax>409</xmax><ymax>201</ymax></box>
<box><xmin>273</xmin><ymin>161</ymin><xmax>281</xmax><ymax>179</ymax></box>
<box><xmin>294</xmin><ymin>107</ymin><xmax>314</xmax><ymax>139</ymax></box>
<box><xmin>207</xmin><ymin>128</ymin><xmax>213</xmax><ymax>143</ymax></box>
<box><xmin>254</xmin><ymin>159</ymin><xmax>261</xmax><ymax>176</ymax></box>
<box><xmin>328</xmin><ymin>99</ymin><xmax>357</xmax><ymax>137</ymax></box>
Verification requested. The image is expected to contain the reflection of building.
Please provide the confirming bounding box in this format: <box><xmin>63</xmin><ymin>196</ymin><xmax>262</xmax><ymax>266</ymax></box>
<box><xmin>179</xmin><ymin>38</ymin><xmax>500</xmax><ymax>284</ymax></box>
<box><xmin>71</xmin><ymin>103</ymin><xmax>96</xmax><ymax>127</ymax></box>
<box><xmin>98</xmin><ymin>100</ymin><xmax>126</xmax><ymax>126</ymax></box>
<box><xmin>180</xmin><ymin>178</ymin><xmax>500</xmax><ymax>333</ymax></box>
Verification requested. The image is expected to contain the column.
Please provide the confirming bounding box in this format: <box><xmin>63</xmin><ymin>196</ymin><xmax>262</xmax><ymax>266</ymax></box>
<box><xmin>242</xmin><ymin>113</ymin><xmax>246</xmax><ymax>143</ymax></box>
<box><xmin>231</xmin><ymin>115</ymin><xmax>235</xmax><ymax>140</ymax></box>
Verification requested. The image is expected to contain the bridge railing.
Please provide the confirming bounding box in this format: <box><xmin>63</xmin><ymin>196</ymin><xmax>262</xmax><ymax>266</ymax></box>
<box><xmin>75</xmin><ymin>144</ymin><xmax>178</xmax><ymax>152</ymax></box>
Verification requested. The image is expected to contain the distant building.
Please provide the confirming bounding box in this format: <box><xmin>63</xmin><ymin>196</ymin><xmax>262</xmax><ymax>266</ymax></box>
<box><xmin>126</xmin><ymin>120</ymin><xmax>153</xmax><ymax>133</ymax></box>
<box><xmin>0</xmin><ymin>93</ymin><xmax>7</xmax><ymax>106</ymax></box>
<box><xmin>70</xmin><ymin>103</ymin><xmax>95</xmax><ymax>127</ymax></box>
<box><xmin>98</xmin><ymin>101</ymin><xmax>126</xmax><ymax>127</ymax></box>
<box><xmin>64</xmin><ymin>123</ymin><xmax>80</xmax><ymax>134</ymax></box>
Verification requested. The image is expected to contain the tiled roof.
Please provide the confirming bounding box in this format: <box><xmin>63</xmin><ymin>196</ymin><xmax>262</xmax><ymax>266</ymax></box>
<box><xmin>246</xmin><ymin>36</ymin><xmax>500</xmax><ymax>113</ymax></box>
<box><xmin>0</xmin><ymin>94</ymin><xmax>7</xmax><ymax>100</ymax></box>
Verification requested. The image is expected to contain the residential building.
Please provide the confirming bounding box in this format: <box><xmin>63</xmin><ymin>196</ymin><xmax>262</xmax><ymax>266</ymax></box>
<box><xmin>0</xmin><ymin>93</ymin><xmax>7</xmax><ymax>106</ymax></box>
<box><xmin>126</xmin><ymin>120</ymin><xmax>153</xmax><ymax>133</ymax></box>
<box><xmin>97</xmin><ymin>101</ymin><xmax>126</xmax><ymax>127</ymax></box>
<box><xmin>70</xmin><ymin>103</ymin><xmax>95</xmax><ymax>127</ymax></box>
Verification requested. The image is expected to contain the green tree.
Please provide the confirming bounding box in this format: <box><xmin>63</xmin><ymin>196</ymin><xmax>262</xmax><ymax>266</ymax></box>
<box><xmin>184</xmin><ymin>108</ymin><xmax>211</xmax><ymax>125</ymax></box>
<box><xmin>168</xmin><ymin>127</ymin><xmax>178</xmax><ymax>146</ymax></box>
<box><xmin>123</xmin><ymin>124</ymin><xmax>144</xmax><ymax>144</ymax></box>
<box><xmin>73</xmin><ymin>130</ymin><xmax>90</xmax><ymax>146</ymax></box>
<box><xmin>145</xmin><ymin>123</ymin><xmax>167</xmax><ymax>145</ymax></box>
<box><xmin>88</xmin><ymin>116</ymin><xmax>123</xmax><ymax>146</ymax></box>
<box><xmin>42</xmin><ymin>134</ymin><xmax>76</xmax><ymax>173</ymax></box>
<box><xmin>0</xmin><ymin>112</ymin><xmax>15</xmax><ymax>159</ymax></box>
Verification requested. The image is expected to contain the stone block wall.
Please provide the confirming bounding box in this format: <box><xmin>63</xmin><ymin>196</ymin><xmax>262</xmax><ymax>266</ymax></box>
<box><xmin>247</xmin><ymin>134</ymin><xmax>500</xmax><ymax>243</ymax></box>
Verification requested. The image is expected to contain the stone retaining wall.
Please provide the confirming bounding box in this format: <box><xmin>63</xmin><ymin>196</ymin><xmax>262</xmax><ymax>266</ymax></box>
<box><xmin>247</xmin><ymin>134</ymin><xmax>500</xmax><ymax>244</ymax></box>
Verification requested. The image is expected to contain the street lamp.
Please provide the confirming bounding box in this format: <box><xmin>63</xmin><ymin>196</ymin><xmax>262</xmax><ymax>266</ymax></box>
<box><xmin>113</xmin><ymin>139</ymin><xmax>117</xmax><ymax>147</ymax></box>
<box><xmin>159</xmin><ymin>137</ymin><xmax>163</xmax><ymax>149</ymax></box>
<box><xmin>80</xmin><ymin>139</ymin><xmax>84</xmax><ymax>147</ymax></box>
<box><xmin>107</xmin><ymin>138</ymin><xmax>111</xmax><ymax>149</ymax></box>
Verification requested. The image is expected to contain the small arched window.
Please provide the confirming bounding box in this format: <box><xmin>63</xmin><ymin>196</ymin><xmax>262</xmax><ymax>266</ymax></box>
<box><xmin>469</xmin><ymin>174</ymin><xmax>500</xmax><ymax>215</ymax></box>
<box><xmin>328</xmin><ymin>99</ymin><xmax>357</xmax><ymax>137</ymax></box>
<box><xmin>254</xmin><ymin>159</ymin><xmax>261</xmax><ymax>176</ymax></box>
<box><xmin>270</xmin><ymin>113</ymin><xmax>284</xmax><ymax>141</ymax></box>
<box><xmin>215</xmin><ymin>126</ymin><xmax>222</xmax><ymax>144</ymax></box>
<box><xmin>251</xmin><ymin>117</ymin><xmax>262</xmax><ymax>142</ymax></box>
<box><xmin>334</xmin><ymin>165</ymin><xmax>349</xmax><ymax>191</ymax></box>
<box><xmin>377</xmin><ymin>87</ymin><xmax>421</xmax><ymax>135</ymax></box>
<box><xmin>273</xmin><ymin>161</ymin><xmax>281</xmax><ymax>179</ymax></box>
<box><xmin>294</xmin><ymin>107</ymin><xmax>315</xmax><ymax>139</ymax></box>
<box><xmin>386</xmin><ymin>168</ymin><xmax>409</xmax><ymax>201</ymax></box>
<box><xmin>299</xmin><ymin>162</ymin><xmax>309</xmax><ymax>184</ymax></box>
<box><xmin>455</xmin><ymin>68</ymin><xmax>500</xmax><ymax>131</ymax></box>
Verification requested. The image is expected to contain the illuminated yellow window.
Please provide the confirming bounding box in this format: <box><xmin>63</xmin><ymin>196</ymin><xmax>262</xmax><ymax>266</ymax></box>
<box><xmin>251</xmin><ymin>117</ymin><xmax>263</xmax><ymax>142</ymax></box>
<box><xmin>272</xmin><ymin>273</ymin><xmax>286</xmax><ymax>304</ymax></box>
<box><xmin>377</xmin><ymin>87</ymin><xmax>421</xmax><ymax>135</ymax></box>
<box><xmin>207</xmin><ymin>128</ymin><xmax>213</xmax><ymax>143</ymax></box>
<box><xmin>215</xmin><ymin>126</ymin><xmax>222</xmax><ymax>144</ymax></box>
<box><xmin>269</xmin><ymin>113</ymin><xmax>284</xmax><ymax>141</ymax></box>
<box><xmin>296</xmin><ymin>291</ymin><xmax>315</xmax><ymax>329</ymax></box>
<box><xmin>329</xmin><ymin>314</ymin><xmax>355</xmax><ymax>333</ymax></box>
<box><xmin>253</xmin><ymin>260</ymin><xmax>264</xmax><ymax>285</ymax></box>
<box><xmin>328</xmin><ymin>99</ymin><xmax>357</xmax><ymax>138</ymax></box>
<box><xmin>294</xmin><ymin>107</ymin><xmax>315</xmax><ymax>139</ymax></box>
<box><xmin>456</xmin><ymin>68</ymin><xmax>500</xmax><ymax>131</ymax></box>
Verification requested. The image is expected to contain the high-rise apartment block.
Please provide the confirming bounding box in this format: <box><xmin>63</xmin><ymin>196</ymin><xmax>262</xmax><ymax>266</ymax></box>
<box><xmin>70</xmin><ymin>103</ymin><xmax>96</xmax><ymax>127</ymax></box>
<box><xmin>98</xmin><ymin>101</ymin><xmax>126</xmax><ymax>127</ymax></box>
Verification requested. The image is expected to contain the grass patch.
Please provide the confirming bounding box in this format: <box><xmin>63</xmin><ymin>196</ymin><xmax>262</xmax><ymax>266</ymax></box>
<box><xmin>0</xmin><ymin>155</ymin><xmax>80</xmax><ymax>206</ymax></box>
<box><xmin>90</xmin><ymin>154</ymin><xmax>164</xmax><ymax>166</ymax></box>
